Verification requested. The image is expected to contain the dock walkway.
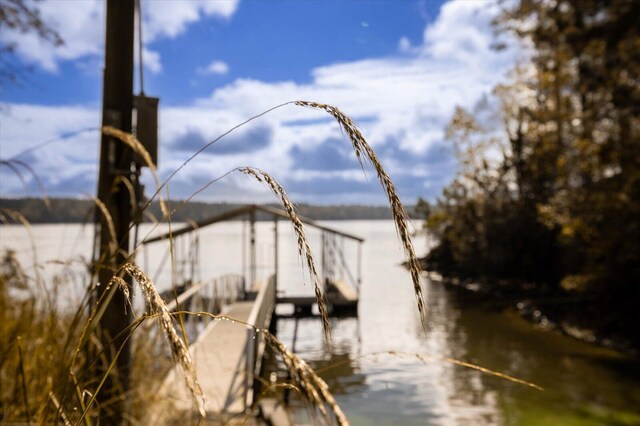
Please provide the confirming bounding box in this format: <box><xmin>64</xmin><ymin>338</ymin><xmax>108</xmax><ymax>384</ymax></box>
<box><xmin>148</xmin><ymin>279</ymin><xmax>275</xmax><ymax>424</ymax></box>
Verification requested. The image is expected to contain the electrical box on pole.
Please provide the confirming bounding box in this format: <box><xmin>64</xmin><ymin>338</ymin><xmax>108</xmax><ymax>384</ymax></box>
<box><xmin>133</xmin><ymin>94</ymin><xmax>159</xmax><ymax>167</ymax></box>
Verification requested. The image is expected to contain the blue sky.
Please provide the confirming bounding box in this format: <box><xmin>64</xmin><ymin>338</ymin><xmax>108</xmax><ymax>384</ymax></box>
<box><xmin>0</xmin><ymin>0</ymin><xmax>520</xmax><ymax>205</ymax></box>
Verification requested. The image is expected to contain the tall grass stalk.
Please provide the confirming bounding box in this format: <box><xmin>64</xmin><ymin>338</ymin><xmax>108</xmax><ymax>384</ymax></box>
<box><xmin>131</xmin><ymin>100</ymin><xmax>428</xmax><ymax>333</ymax></box>
<box><xmin>3</xmin><ymin>99</ymin><xmax>430</xmax><ymax>425</ymax></box>
<box><xmin>293</xmin><ymin>101</ymin><xmax>428</xmax><ymax>332</ymax></box>
<box><xmin>240</xmin><ymin>167</ymin><xmax>332</xmax><ymax>344</ymax></box>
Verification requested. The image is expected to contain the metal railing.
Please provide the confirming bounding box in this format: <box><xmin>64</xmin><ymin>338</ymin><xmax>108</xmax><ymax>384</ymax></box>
<box><xmin>322</xmin><ymin>231</ymin><xmax>362</xmax><ymax>295</ymax></box>
<box><xmin>163</xmin><ymin>274</ymin><xmax>245</xmax><ymax>313</ymax></box>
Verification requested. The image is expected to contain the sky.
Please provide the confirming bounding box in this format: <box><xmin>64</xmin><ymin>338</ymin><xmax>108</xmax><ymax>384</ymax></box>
<box><xmin>0</xmin><ymin>0</ymin><xmax>521</xmax><ymax>205</ymax></box>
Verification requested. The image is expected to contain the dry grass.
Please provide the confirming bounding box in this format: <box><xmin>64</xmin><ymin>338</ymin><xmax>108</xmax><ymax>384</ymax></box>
<box><xmin>171</xmin><ymin>310</ymin><xmax>349</xmax><ymax>426</ymax></box>
<box><xmin>1</xmin><ymin>99</ymin><xmax>433</xmax><ymax>425</ymax></box>
<box><xmin>102</xmin><ymin>125</ymin><xmax>168</xmax><ymax>219</ymax></box>
<box><xmin>90</xmin><ymin>196</ymin><xmax>118</xmax><ymax>256</ymax></box>
<box><xmin>122</xmin><ymin>263</ymin><xmax>205</xmax><ymax>417</ymax></box>
<box><xmin>0</xmin><ymin>248</ymin><xmax>207</xmax><ymax>423</ymax></box>
<box><xmin>239</xmin><ymin>167</ymin><xmax>332</xmax><ymax>344</ymax></box>
<box><xmin>264</xmin><ymin>332</ymin><xmax>348</xmax><ymax>426</ymax></box>
<box><xmin>0</xmin><ymin>159</ymin><xmax>51</xmax><ymax>209</ymax></box>
<box><xmin>294</xmin><ymin>101</ymin><xmax>428</xmax><ymax>332</ymax></box>
<box><xmin>0</xmin><ymin>250</ymin><xmax>91</xmax><ymax>423</ymax></box>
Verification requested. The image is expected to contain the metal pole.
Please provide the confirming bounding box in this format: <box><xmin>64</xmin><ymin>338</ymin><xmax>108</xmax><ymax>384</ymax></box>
<box><xmin>94</xmin><ymin>0</ymin><xmax>135</xmax><ymax>422</ymax></box>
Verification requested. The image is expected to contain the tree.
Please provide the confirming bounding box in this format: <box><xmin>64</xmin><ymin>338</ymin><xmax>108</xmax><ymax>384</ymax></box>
<box><xmin>426</xmin><ymin>0</ymin><xmax>640</xmax><ymax>348</ymax></box>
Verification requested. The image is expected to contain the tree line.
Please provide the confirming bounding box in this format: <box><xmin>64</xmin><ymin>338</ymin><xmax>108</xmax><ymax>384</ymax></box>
<box><xmin>421</xmin><ymin>0</ymin><xmax>639</xmax><ymax>349</ymax></box>
<box><xmin>0</xmin><ymin>197</ymin><xmax>413</xmax><ymax>223</ymax></box>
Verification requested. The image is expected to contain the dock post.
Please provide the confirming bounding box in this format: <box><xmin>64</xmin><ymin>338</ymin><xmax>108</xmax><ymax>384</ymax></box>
<box><xmin>321</xmin><ymin>231</ymin><xmax>326</xmax><ymax>286</ymax></box>
<box><xmin>244</xmin><ymin>326</ymin><xmax>255</xmax><ymax>412</ymax></box>
<box><xmin>357</xmin><ymin>241</ymin><xmax>362</xmax><ymax>295</ymax></box>
<box><xmin>273</xmin><ymin>216</ymin><xmax>278</xmax><ymax>296</ymax></box>
<box><xmin>249</xmin><ymin>209</ymin><xmax>256</xmax><ymax>294</ymax></box>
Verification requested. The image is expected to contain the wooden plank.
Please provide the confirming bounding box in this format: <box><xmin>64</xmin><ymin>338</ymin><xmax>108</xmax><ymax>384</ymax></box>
<box><xmin>148</xmin><ymin>302</ymin><xmax>254</xmax><ymax>423</ymax></box>
<box><xmin>277</xmin><ymin>296</ymin><xmax>317</xmax><ymax>306</ymax></box>
<box><xmin>163</xmin><ymin>281</ymin><xmax>206</xmax><ymax>311</ymax></box>
<box><xmin>245</xmin><ymin>276</ymin><xmax>276</xmax><ymax>407</ymax></box>
<box><xmin>327</xmin><ymin>279</ymin><xmax>358</xmax><ymax>303</ymax></box>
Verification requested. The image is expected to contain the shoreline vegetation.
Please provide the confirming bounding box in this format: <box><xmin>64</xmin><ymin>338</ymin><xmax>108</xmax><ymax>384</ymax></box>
<box><xmin>0</xmin><ymin>197</ymin><xmax>420</xmax><ymax>224</ymax></box>
<box><xmin>415</xmin><ymin>1</ymin><xmax>639</xmax><ymax>356</ymax></box>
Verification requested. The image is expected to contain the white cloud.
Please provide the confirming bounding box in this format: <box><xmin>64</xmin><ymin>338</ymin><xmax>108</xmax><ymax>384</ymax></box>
<box><xmin>144</xmin><ymin>0</ymin><xmax>238</xmax><ymax>40</ymax></box>
<box><xmin>0</xmin><ymin>103</ymin><xmax>100</xmax><ymax>196</ymax></box>
<box><xmin>197</xmin><ymin>61</ymin><xmax>230</xmax><ymax>76</ymax></box>
<box><xmin>398</xmin><ymin>37</ymin><xmax>412</xmax><ymax>53</ymax></box>
<box><xmin>1</xmin><ymin>0</ymin><xmax>104</xmax><ymax>72</ymax></box>
<box><xmin>144</xmin><ymin>48</ymin><xmax>162</xmax><ymax>74</ymax></box>
<box><xmin>1</xmin><ymin>0</ymin><xmax>239</xmax><ymax>73</ymax></box>
<box><xmin>0</xmin><ymin>0</ymin><xmax>522</xmax><ymax>204</ymax></box>
<box><xmin>423</xmin><ymin>0</ymin><xmax>506</xmax><ymax>68</ymax></box>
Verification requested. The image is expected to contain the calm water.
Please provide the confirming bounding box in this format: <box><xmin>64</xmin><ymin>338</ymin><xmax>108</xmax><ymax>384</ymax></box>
<box><xmin>2</xmin><ymin>221</ymin><xmax>640</xmax><ymax>425</ymax></box>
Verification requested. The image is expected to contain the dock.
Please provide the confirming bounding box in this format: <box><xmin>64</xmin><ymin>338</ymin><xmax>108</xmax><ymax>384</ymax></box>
<box><xmin>148</xmin><ymin>277</ymin><xmax>276</xmax><ymax>424</ymax></box>
<box><xmin>141</xmin><ymin>205</ymin><xmax>364</xmax><ymax>424</ymax></box>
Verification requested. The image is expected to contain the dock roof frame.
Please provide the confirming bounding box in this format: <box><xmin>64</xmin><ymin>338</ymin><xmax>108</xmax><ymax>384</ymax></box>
<box><xmin>142</xmin><ymin>204</ymin><xmax>365</xmax><ymax>245</ymax></box>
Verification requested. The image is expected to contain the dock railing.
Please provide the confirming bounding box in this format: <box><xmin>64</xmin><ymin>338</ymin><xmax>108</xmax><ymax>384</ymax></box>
<box><xmin>244</xmin><ymin>274</ymin><xmax>276</xmax><ymax>411</ymax></box>
<box><xmin>163</xmin><ymin>274</ymin><xmax>245</xmax><ymax>313</ymax></box>
<box><xmin>142</xmin><ymin>204</ymin><xmax>365</xmax><ymax>299</ymax></box>
<box><xmin>144</xmin><ymin>274</ymin><xmax>246</xmax><ymax>344</ymax></box>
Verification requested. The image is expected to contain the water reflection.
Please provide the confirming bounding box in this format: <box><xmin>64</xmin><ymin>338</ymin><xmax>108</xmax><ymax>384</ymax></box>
<box><xmin>438</xmin><ymin>282</ymin><xmax>640</xmax><ymax>426</ymax></box>
<box><xmin>272</xmin><ymin>273</ymin><xmax>640</xmax><ymax>425</ymax></box>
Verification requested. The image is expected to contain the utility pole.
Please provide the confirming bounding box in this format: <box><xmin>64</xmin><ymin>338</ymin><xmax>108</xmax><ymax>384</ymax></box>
<box><xmin>94</xmin><ymin>0</ymin><xmax>135</xmax><ymax>422</ymax></box>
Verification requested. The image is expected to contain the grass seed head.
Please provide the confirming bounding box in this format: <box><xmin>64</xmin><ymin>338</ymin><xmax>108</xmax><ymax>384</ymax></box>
<box><xmin>239</xmin><ymin>167</ymin><xmax>332</xmax><ymax>344</ymax></box>
<box><xmin>293</xmin><ymin>101</ymin><xmax>428</xmax><ymax>332</ymax></box>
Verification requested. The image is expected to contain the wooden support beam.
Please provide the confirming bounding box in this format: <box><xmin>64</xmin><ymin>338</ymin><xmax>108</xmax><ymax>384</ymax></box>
<box><xmin>94</xmin><ymin>0</ymin><xmax>135</xmax><ymax>422</ymax></box>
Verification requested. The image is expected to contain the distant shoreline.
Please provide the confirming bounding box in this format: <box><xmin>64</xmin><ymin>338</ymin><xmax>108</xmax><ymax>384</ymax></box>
<box><xmin>0</xmin><ymin>197</ymin><xmax>420</xmax><ymax>224</ymax></box>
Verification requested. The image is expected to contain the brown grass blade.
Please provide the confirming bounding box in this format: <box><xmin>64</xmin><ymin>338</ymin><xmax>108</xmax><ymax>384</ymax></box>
<box><xmin>89</xmin><ymin>196</ymin><xmax>117</xmax><ymax>258</ymax></box>
<box><xmin>293</xmin><ymin>101</ymin><xmax>428</xmax><ymax>333</ymax></box>
<box><xmin>121</xmin><ymin>263</ymin><xmax>205</xmax><ymax>417</ymax></box>
<box><xmin>172</xmin><ymin>310</ymin><xmax>348</xmax><ymax>425</ymax></box>
<box><xmin>102</xmin><ymin>125</ymin><xmax>168</xmax><ymax>218</ymax></box>
<box><xmin>0</xmin><ymin>159</ymin><xmax>52</xmax><ymax>210</ymax></box>
<box><xmin>239</xmin><ymin>167</ymin><xmax>332</xmax><ymax>344</ymax></box>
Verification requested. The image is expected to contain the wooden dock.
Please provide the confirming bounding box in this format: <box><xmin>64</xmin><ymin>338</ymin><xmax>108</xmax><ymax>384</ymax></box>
<box><xmin>141</xmin><ymin>204</ymin><xmax>364</xmax><ymax>424</ymax></box>
<box><xmin>147</xmin><ymin>278</ymin><xmax>276</xmax><ymax>424</ymax></box>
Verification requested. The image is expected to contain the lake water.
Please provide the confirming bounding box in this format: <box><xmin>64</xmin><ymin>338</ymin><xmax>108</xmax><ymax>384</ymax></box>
<box><xmin>2</xmin><ymin>221</ymin><xmax>640</xmax><ymax>425</ymax></box>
